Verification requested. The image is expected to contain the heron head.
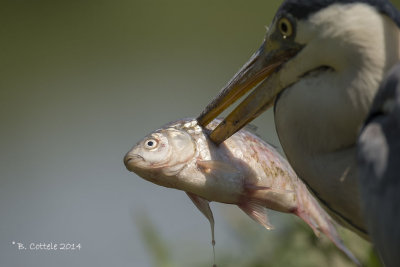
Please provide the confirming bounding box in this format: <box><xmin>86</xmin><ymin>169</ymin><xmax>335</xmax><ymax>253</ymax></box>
<box><xmin>198</xmin><ymin>0</ymin><xmax>400</xmax><ymax>144</ymax></box>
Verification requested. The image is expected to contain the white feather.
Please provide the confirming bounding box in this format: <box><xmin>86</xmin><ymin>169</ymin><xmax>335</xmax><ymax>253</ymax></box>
<box><xmin>274</xmin><ymin>3</ymin><xmax>400</xmax><ymax>235</ymax></box>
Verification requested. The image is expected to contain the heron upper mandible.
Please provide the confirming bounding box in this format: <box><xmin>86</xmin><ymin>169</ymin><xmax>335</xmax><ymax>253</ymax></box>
<box><xmin>198</xmin><ymin>0</ymin><xmax>400</xmax><ymax>241</ymax></box>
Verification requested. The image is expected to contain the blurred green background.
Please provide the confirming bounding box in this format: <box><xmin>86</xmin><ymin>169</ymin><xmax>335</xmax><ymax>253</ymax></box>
<box><xmin>1</xmin><ymin>1</ymin><xmax>399</xmax><ymax>266</ymax></box>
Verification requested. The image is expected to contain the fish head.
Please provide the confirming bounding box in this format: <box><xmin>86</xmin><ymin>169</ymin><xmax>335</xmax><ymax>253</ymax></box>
<box><xmin>124</xmin><ymin>123</ymin><xmax>197</xmax><ymax>188</ymax></box>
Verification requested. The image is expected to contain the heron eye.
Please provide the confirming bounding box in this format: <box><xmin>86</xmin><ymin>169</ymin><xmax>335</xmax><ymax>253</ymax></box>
<box><xmin>278</xmin><ymin>17</ymin><xmax>293</xmax><ymax>38</ymax></box>
<box><xmin>144</xmin><ymin>138</ymin><xmax>158</xmax><ymax>150</ymax></box>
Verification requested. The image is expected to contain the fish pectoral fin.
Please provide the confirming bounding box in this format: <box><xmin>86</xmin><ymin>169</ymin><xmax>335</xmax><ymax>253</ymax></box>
<box><xmin>186</xmin><ymin>192</ymin><xmax>217</xmax><ymax>266</ymax></box>
<box><xmin>197</xmin><ymin>160</ymin><xmax>240</xmax><ymax>176</ymax></box>
<box><xmin>186</xmin><ymin>192</ymin><xmax>215</xmax><ymax>245</ymax></box>
<box><xmin>238</xmin><ymin>201</ymin><xmax>274</xmax><ymax>230</ymax></box>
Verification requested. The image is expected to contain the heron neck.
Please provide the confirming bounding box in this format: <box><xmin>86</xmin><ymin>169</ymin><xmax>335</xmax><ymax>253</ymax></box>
<box><xmin>274</xmin><ymin>74</ymin><xmax>369</xmax><ymax>234</ymax></box>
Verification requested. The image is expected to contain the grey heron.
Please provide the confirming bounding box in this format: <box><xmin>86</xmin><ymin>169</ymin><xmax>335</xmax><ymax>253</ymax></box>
<box><xmin>197</xmin><ymin>0</ymin><xmax>400</xmax><ymax>242</ymax></box>
<box><xmin>357</xmin><ymin>62</ymin><xmax>400</xmax><ymax>267</ymax></box>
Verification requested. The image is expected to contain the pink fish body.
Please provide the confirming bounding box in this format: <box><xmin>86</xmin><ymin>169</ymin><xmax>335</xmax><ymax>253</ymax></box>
<box><xmin>124</xmin><ymin>118</ymin><xmax>359</xmax><ymax>265</ymax></box>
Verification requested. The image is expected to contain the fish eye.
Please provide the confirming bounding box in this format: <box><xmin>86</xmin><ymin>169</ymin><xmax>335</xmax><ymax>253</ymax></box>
<box><xmin>144</xmin><ymin>138</ymin><xmax>158</xmax><ymax>150</ymax></box>
<box><xmin>278</xmin><ymin>17</ymin><xmax>293</xmax><ymax>38</ymax></box>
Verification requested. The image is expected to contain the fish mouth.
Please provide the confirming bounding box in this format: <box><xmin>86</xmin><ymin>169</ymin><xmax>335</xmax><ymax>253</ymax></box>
<box><xmin>124</xmin><ymin>153</ymin><xmax>145</xmax><ymax>169</ymax></box>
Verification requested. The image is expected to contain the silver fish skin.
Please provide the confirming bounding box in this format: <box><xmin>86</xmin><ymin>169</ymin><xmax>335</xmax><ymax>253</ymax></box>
<box><xmin>124</xmin><ymin>118</ymin><xmax>359</xmax><ymax>265</ymax></box>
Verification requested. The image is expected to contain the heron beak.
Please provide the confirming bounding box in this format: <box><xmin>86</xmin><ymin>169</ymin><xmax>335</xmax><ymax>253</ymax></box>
<box><xmin>197</xmin><ymin>40</ymin><xmax>300</xmax><ymax>144</ymax></box>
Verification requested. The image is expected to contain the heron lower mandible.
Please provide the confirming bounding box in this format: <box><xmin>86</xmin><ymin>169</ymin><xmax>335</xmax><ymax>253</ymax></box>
<box><xmin>197</xmin><ymin>0</ymin><xmax>400</xmax><ymax>242</ymax></box>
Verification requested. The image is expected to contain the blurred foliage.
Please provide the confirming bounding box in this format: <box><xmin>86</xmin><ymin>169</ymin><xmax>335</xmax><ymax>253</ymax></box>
<box><xmin>137</xmin><ymin>209</ymin><xmax>382</xmax><ymax>267</ymax></box>
<box><xmin>136</xmin><ymin>214</ymin><xmax>174</xmax><ymax>267</ymax></box>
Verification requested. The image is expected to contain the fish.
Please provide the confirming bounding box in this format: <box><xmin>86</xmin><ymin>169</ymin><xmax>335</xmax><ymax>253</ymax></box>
<box><xmin>124</xmin><ymin>118</ymin><xmax>360</xmax><ymax>266</ymax></box>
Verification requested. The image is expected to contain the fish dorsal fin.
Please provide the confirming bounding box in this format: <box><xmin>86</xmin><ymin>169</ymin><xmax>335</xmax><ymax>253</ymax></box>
<box><xmin>238</xmin><ymin>200</ymin><xmax>274</xmax><ymax>230</ymax></box>
<box><xmin>243</xmin><ymin>123</ymin><xmax>258</xmax><ymax>133</ymax></box>
<box><xmin>197</xmin><ymin>160</ymin><xmax>240</xmax><ymax>176</ymax></box>
<box><xmin>186</xmin><ymin>192</ymin><xmax>216</xmax><ymax>266</ymax></box>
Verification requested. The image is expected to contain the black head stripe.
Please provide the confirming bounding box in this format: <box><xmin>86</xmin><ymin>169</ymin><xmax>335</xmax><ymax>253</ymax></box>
<box><xmin>276</xmin><ymin>0</ymin><xmax>400</xmax><ymax>27</ymax></box>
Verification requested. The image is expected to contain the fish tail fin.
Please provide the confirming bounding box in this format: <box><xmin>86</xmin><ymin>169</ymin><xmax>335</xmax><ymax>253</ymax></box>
<box><xmin>295</xmin><ymin>184</ymin><xmax>361</xmax><ymax>266</ymax></box>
